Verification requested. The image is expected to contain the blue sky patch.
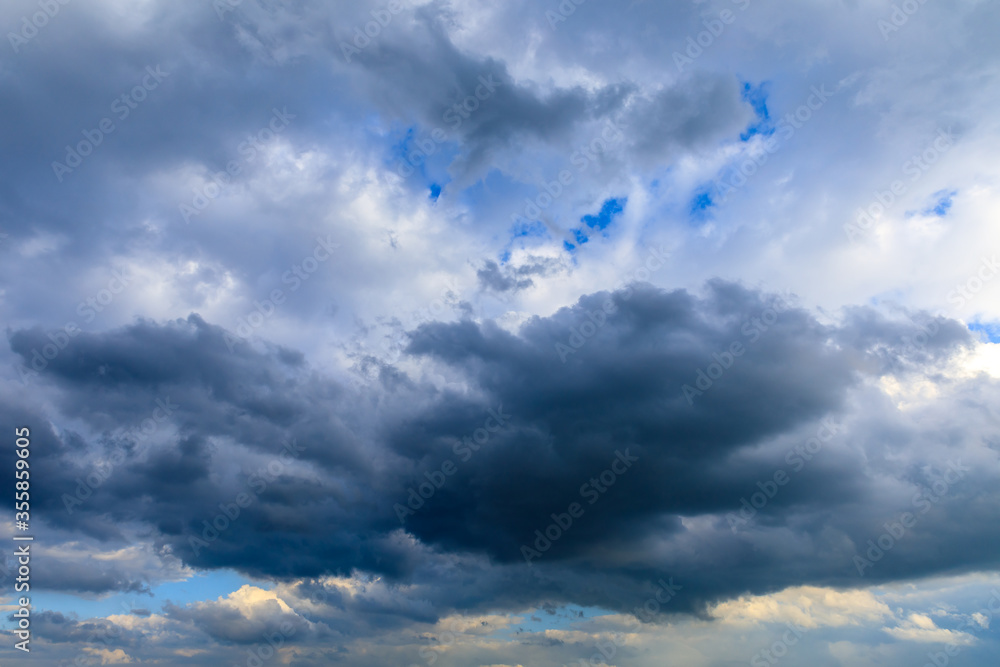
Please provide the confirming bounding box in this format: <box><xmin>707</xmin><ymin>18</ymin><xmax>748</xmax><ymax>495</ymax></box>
<box><xmin>511</xmin><ymin>220</ymin><xmax>549</xmax><ymax>239</ymax></box>
<box><xmin>581</xmin><ymin>197</ymin><xmax>626</xmax><ymax>231</ymax></box>
<box><xmin>926</xmin><ymin>189</ymin><xmax>957</xmax><ymax>216</ymax></box>
<box><xmin>497</xmin><ymin>604</ymin><xmax>613</xmax><ymax>639</ymax></box>
<box><xmin>14</xmin><ymin>6</ymin><xmax>1000</xmax><ymax>665</ymax></box>
<box><xmin>906</xmin><ymin>189</ymin><xmax>958</xmax><ymax>218</ymax></box>
<box><xmin>389</xmin><ymin>126</ymin><xmax>418</xmax><ymax>160</ymax></box>
<box><xmin>689</xmin><ymin>187</ymin><xmax>714</xmax><ymax>221</ymax></box>
<box><xmin>28</xmin><ymin>569</ymin><xmax>255</xmax><ymax>622</ymax></box>
<box><xmin>968</xmin><ymin>321</ymin><xmax>1000</xmax><ymax>343</ymax></box>
<box><xmin>561</xmin><ymin>197</ymin><xmax>627</xmax><ymax>252</ymax></box>
<box><xmin>386</xmin><ymin>124</ymin><xmax>459</xmax><ymax>189</ymax></box>
<box><xmin>740</xmin><ymin>80</ymin><xmax>774</xmax><ymax>141</ymax></box>
<box><xmin>500</xmin><ymin>220</ymin><xmax>550</xmax><ymax>263</ymax></box>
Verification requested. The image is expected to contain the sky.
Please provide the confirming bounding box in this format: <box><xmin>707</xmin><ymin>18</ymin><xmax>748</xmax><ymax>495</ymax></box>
<box><xmin>1</xmin><ymin>0</ymin><xmax>1000</xmax><ymax>665</ymax></box>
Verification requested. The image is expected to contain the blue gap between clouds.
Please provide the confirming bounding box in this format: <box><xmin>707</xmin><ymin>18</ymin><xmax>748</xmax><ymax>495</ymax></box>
<box><xmin>687</xmin><ymin>81</ymin><xmax>770</xmax><ymax>219</ymax></box>
<box><xmin>905</xmin><ymin>189</ymin><xmax>958</xmax><ymax>219</ymax></box>
<box><xmin>740</xmin><ymin>80</ymin><xmax>774</xmax><ymax>141</ymax></box>
<box><xmin>565</xmin><ymin>197</ymin><xmax>627</xmax><ymax>250</ymax></box>
<box><xmin>688</xmin><ymin>187</ymin><xmax>715</xmax><ymax>222</ymax></box>
<box><xmin>500</xmin><ymin>220</ymin><xmax>550</xmax><ymax>264</ymax></box>
<box><xmin>387</xmin><ymin>125</ymin><xmax>455</xmax><ymax>193</ymax></box>
<box><xmin>968</xmin><ymin>321</ymin><xmax>1000</xmax><ymax>344</ymax></box>
<box><xmin>22</xmin><ymin>570</ymin><xmax>254</xmax><ymax>625</ymax></box>
<box><xmin>496</xmin><ymin>604</ymin><xmax>614</xmax><ymax>640</ymax></box>
<box><xmin>926</xmin><ymin>189</ymin><xmax>957</xmax><ymax>217</ymax></box>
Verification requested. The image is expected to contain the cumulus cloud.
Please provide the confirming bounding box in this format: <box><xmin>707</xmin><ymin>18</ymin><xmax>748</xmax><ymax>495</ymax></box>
<box><xmin>5</xmin><ymin>281</ymin><xmax>999</xmax><ymax>626</ymax></box>
<box><xmin>2</xmin><ymin>0</ymin><xmax>1000</xmax><ymax>664</ymax></box>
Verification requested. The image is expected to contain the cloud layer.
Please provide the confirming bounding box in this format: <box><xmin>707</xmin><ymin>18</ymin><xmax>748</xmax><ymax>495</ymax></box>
<box><xmin>2</xmin><ymin>0</ymin><xmax>1000</xmax><ymax>664</ymax></box>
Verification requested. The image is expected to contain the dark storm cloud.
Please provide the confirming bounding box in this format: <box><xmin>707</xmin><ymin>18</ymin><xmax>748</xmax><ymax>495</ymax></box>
<box><xmin>30</xmin><ymin>611</ymin><xmax>127</xmax><ymax>646</ymax></box>
<box><xmin>0</xmin><ymin>0</ymin><xmax>996</xmax><ymax>665</ymax></box>
<box><xmin>32</xmin><ymin>559</ymin><xmax>154</xmax><ymax>597</ymax></box>
<box><xmin>396</xmin><ymin>282</ymin><xmax>855</xmax><ymax>556</ymax></box>
<box><xmin>7</xmin><ymin>281</ymin><xmax>998</xmax><ymax>620</ymax></box>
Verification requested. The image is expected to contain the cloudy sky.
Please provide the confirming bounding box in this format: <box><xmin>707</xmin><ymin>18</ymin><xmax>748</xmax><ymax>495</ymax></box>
<box><xmin>2</xmin><ymin>0</ymin><xmax>1000</xmax><ymax>665</ymax></box>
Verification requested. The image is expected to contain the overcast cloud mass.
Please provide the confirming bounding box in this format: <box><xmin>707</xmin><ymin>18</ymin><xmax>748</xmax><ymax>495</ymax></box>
<box><xmin>2</xmin><ymin>0</ymin><xmax>1000</xmax><ymax>665</ymax></box>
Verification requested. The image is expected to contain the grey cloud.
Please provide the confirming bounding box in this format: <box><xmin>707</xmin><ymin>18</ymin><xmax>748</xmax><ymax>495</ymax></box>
<box><xmin>164</xmin><ymin>598</ymin><xmax>319</xmax><ymax>645</ymax></box>
<box><xmin>623</xmin><ymin>74</ymin><xmax>753</xmax><ymax>161</ymax></box>
<box><xmin>476</xmin><ymin>257</ymin><xmax>562</xmax><ymax>294</ymax></box>
<box><xmin>6</xmin><ymin>282</ymin><xmax>998</xmax><ymax>622</ymax></box>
